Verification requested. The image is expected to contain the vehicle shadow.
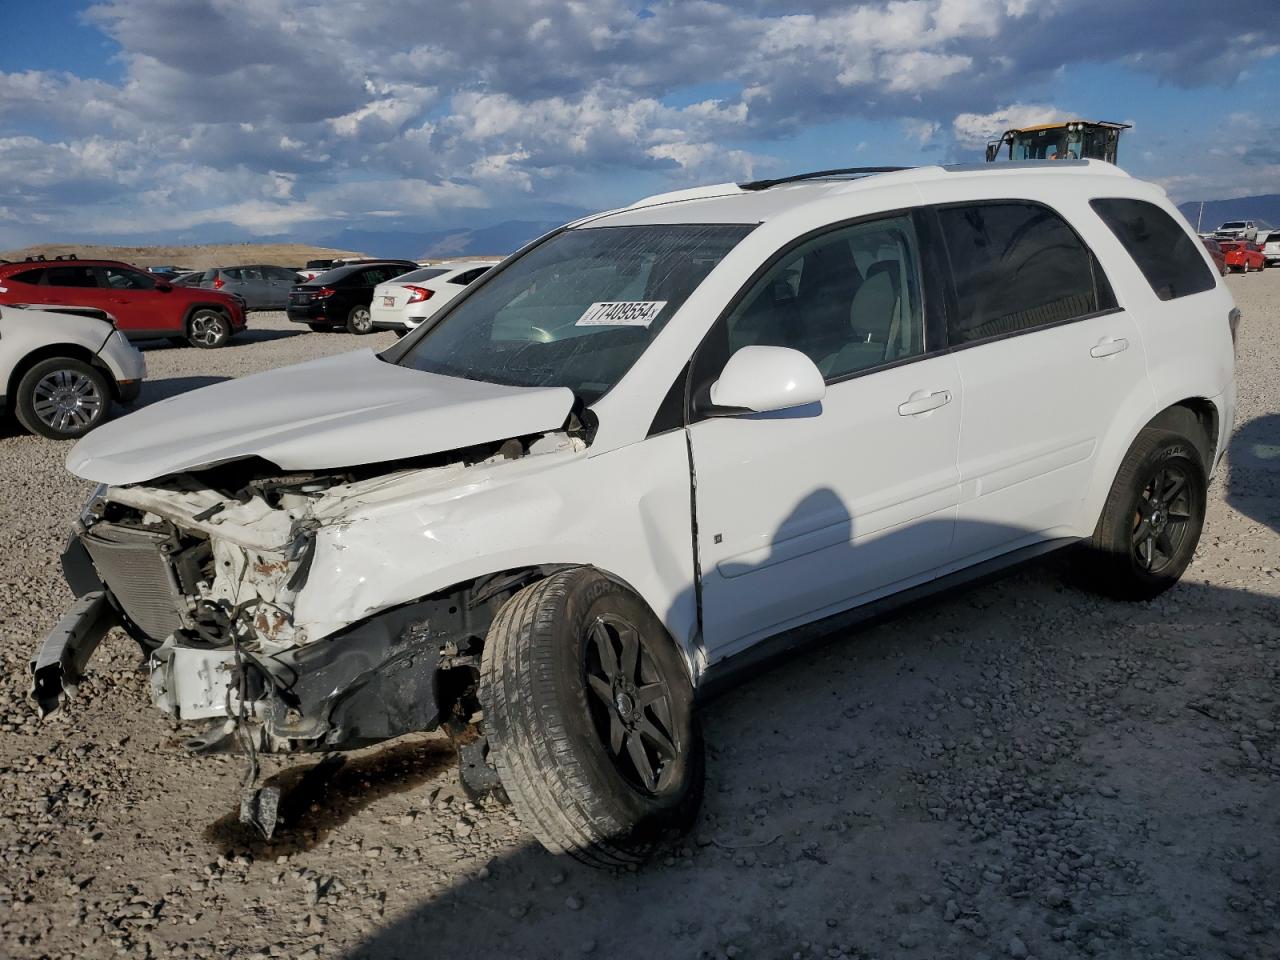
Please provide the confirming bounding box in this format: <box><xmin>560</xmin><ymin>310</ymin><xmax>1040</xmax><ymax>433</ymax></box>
<box><xmin>1226</xmin><ymin>413</ymin><xmax>1280</xmax><ymax>533</ymax></box>
<box><xmin>332</xmin><ymin>490</ymin><xmax>1278</xmax><ymax>959</ymax></box>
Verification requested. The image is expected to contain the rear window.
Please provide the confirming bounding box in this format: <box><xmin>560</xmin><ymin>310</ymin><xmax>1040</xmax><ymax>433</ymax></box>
<box><xmin>1090</xmin><ymin>198</ymin><xmax>1216</xmax><ymax>301</ymax></box>
<box><xmin>936</xmin><ymin>201</ymin><xmax>1114</xmax><ymax>345</ymax></box>
<box><xmin>396</xmin><ymin>268</ymin><xmax>449</xmax><ymax>284</ymax></box>
<box><xmin>45</xmin><ymin>266</ymin><xmax>99</xmax><ymax>288</ymax></box>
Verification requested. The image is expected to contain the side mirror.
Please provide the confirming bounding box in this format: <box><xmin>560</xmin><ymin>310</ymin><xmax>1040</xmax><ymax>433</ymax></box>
<box><xmin>707</xmin><ymin>345</ymin><xmax>826</xmax><ymax>415</ymax></box>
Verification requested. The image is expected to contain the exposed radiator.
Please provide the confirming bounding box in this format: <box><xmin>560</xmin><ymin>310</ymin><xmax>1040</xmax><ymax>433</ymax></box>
<box><xmin>81</xmin><ymin>523</ymin><xmax>188</xmax><ymax>642</ymax></box>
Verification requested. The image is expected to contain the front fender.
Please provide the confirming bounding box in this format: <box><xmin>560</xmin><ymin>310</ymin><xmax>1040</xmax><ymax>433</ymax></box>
<box><xmin>291</xmin><ymin>429</ymin><xmax>701</xmax><ymax>677</ymax></box>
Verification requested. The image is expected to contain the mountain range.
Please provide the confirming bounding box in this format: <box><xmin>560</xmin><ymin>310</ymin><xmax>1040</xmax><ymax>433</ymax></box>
<box><xmin>318</xmin><ymin>218</ymin><xmax>582</xmax><ymax>259</ymax></box>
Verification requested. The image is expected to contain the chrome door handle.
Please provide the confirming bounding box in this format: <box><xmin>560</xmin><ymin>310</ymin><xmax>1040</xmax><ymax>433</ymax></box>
<box><xmin>898</xmin><ymin>389</ymin><xmax>953</xmax><ymax>416</ymax></box>
<box><xmin>1090</xmin><ymin>337</ymin><xmax>1129</xmax><ymax>358</ymax></box>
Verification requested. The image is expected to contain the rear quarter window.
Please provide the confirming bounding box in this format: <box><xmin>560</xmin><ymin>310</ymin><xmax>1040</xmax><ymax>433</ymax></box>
<box><xmin>1090</xmin><ymin>198</ymin><xmax>1216</xmax><ymax>301</ymax></box>
<box><xmin>8</xmin><ymin>268</ymin><xmax>45</xmax><ymax>285</ymax></box>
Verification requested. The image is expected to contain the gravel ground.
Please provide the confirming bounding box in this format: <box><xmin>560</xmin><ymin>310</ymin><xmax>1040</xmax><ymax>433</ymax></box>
<box><xmin>1</xmin><ymin>277</ymin><xmax>1277</xmax><ymax>960</ymax></box>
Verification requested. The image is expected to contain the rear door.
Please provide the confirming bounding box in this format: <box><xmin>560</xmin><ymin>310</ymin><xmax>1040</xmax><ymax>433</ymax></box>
<box><xmin>263</xmin><ymin>267</ymin><xmax>297</xmax><ymax>308</ymax></box>
<box><xmin>927</xmin><ymin>200</ymin><xmax>1151</xmax><ymax>567</ymax></box>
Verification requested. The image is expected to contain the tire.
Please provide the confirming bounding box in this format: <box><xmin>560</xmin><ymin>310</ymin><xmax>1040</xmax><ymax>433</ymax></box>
<box><xmin>1084</xmin><ymin>428</ymin><xmax>1207</xmax><ymax>601</ymax></box>
<box><xmin>480</xmin><ymin>568</ymin><xmax>703</xmax><ymax>867</ymax></box>
<box><xmin>307</xmin><ymin>322</ymin><xmax>334</xmax><ymax>332</ymax></box>
<box><xmin>14</xmin><ymin>357</ymin><xmax>111</xmax><ymax>440</ymax></box>
<box><xmin>346</xmin><ymin>305</ymin><xmax>373</xmax><ymax>335</ymax></box>
<box><xmin>187</xmin><ymin>309</ymin><xmax>230</xmax><ymax>348</ymax></box>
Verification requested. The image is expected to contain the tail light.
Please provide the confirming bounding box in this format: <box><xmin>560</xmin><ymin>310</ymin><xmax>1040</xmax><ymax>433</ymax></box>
<box><xmin>212</xmin><ymin>277</ymin><xmax>225</xmax><ymax>289</ymax></box>
<box><xmin>314</xmin><ymin>287</ymin><xmax>336</xmax><ymax>299</ymax></box>
<box><xmin>404</xmin><ymin>285</ymin><xmax>434</xmax><ymax>304</ymax></box>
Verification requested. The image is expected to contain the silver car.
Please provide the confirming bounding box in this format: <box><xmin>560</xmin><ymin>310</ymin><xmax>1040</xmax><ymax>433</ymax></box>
<box><xmin>196</xmin><ymin>265</ymin><xmax>302</xmax><ymax>310</ymax></box>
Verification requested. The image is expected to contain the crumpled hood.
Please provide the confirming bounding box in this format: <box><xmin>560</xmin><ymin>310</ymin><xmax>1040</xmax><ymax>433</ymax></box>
<box><xmin>68</xmin><ymin>348</ymin><xmax>577</xmax><ymax>485</ymax></box>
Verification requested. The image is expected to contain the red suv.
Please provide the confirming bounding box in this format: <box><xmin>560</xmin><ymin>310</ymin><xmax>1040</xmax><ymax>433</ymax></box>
<box><xmin>0</xmin><ymin>258</ymin><xmax>247</xmax><ymax>347</ymax></box>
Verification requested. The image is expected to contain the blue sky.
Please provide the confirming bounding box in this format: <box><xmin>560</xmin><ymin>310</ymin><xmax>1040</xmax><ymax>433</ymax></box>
<box><xmin>0</xmin><ymin>0</ymin><xmax>1276</xmax><ymax>247</ymax></box>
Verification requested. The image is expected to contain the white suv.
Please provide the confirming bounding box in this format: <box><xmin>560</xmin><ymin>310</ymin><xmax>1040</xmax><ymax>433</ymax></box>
<box><xmin>33</xmin><ymin>162</ymin><xmax>1236</xmax><ymax>864</ymax></box>
<box><xmin>1</xmin><ymin>305</ymin><xmax>145</xmax><ymax>439</ymax></box>
<box><xmin>1263</xmin><ymin>230</ymin><xmax>1280</xmax><ymax>266</ymax></box>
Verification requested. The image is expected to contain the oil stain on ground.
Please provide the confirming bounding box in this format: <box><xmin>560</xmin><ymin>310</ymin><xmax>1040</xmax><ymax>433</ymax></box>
<box><xmin>203</xmin><ymin>734</ymin><xmax>455</xmax><ymax>856</ymax></box>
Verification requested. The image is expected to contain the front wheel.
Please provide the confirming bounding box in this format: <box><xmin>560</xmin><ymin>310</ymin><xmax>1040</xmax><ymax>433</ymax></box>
<box><xmin>187</xmin><ymin>309</ymin><xmax>231</xmax><ymax>348</ymax></box>
<box><xmin>1084</xmin><ymin>428</ymin><xmax>1207</xmax><ymax>601</ymax></box>
<box><xmin>14</xmin><ymin>357</ymin><xmax>111</xmax><ymax>440</ymax></box>
<box><xmin>480</xmin><ymin>568</ymin><xmax>703</xmax><ymax>867</ymax></box>
<box><xmin>346</xmin><ymin>305</ymin><xmax>373</xmax><ymax>335</ymax></box>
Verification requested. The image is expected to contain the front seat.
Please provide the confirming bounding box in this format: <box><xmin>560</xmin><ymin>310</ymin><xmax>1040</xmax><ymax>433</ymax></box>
<box><xmin>820</xmin><ymin>263</ymin><xmax>900</xmax><ymax>379</ymax></box>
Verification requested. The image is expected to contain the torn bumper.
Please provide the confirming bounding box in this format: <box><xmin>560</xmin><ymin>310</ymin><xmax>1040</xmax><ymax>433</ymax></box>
<box><xmin>30</xmin><ymin>591</ymin><xmax>117</xmax><ymax>717</ymax></box>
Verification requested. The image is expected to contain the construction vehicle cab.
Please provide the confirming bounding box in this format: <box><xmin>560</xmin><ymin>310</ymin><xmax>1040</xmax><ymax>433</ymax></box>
<box><xmin>986</xmin><ymin>120</ymin><xmax>1130</xmax><ymax>164</ymax></box>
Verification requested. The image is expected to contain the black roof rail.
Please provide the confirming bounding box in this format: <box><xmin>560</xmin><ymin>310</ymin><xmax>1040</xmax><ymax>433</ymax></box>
<box><xmin>53</xmin><ymin>253</ymin><xmax>78</xmax><ymax>260</ymax></box>
<box><xmin>23</xmin><ymin>254</ymin><xmax>47</xmax><ymax>262</ymax></box>
<box><xmin>738</xmin><ymin>166</ymin><xmax>912</xmax><ymax>191</ymax></box>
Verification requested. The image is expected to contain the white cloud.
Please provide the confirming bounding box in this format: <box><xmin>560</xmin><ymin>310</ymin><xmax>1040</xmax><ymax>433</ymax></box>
<box><xmin>0</xmin><ymin>0</ymin><xmax>1276</xmax><ymax>243</ymax></box>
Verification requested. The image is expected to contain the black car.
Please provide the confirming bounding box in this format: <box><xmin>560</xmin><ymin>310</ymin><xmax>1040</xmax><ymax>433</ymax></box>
<box><xmin>286</xmin><ymin>260</ymin><xmax>419</xmax><ymax>334</ymax></box>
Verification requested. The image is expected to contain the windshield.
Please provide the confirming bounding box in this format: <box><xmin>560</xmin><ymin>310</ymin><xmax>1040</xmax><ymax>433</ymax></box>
<box><xmin>392</xmin><ymin>224</ymin><xmax>754</xmax><ymax>403</ymax></box>
<box><xmin>1219</xmin><ymin>222</ymin><xmax>1246</xmax><ymax>230</ymax></box>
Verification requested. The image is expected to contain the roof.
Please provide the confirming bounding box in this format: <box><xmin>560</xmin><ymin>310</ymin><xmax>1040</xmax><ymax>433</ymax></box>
<box><xmin>0</xmin><ymin>258</ymin><xmax>132</xmax><ymax>273</ymax></box>
<box><xmin>584</xmin><ymin>160</ymin><xmax>1133</xmax><ymax>229</ymax></box>
<box><xmin>1007</xmin><ymin>120</ymin><xmax>1132</xmax><ymax>134</ymax></box>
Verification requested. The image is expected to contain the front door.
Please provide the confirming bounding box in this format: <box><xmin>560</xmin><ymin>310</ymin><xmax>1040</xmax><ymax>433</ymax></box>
<box><xmin>96</xmin><ymin>265</ymin><xmax>166</xmax><ymax>335</ymax></box>
<box><xmin>687</xmin><ymin>214</ymin><xmax>963</xmax><ymax>663</ymax></box>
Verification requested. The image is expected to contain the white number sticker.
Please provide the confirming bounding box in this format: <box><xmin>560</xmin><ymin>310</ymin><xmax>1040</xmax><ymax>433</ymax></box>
<box><xmin>575</xmin><ymin>300</ymin><xmax>667</xmax><ymax>328</ymax></box>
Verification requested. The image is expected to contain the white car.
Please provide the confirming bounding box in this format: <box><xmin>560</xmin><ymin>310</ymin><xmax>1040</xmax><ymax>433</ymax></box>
<box><xmin>1262</xmin><ymin>230</ymin><xmax>1280</xmax><ymax>266</ymax></box>
<box><xmin>1</xmin><ymin>305</ymin><xmax>145</xmax><ymax>440</ymax></box>
<box><xmin>369</xmin><ymin>260</ymin><xmax>499</xmax><ymax>335</ymax></box>
<box><xmin>34</xmin><ymin>162</ymin><xmax>1235</xmax><ymax>864</ymax></box>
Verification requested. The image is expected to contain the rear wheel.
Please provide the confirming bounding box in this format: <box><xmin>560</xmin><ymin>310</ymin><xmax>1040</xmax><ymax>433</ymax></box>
<box><xmin>14</xmin><ymin>357</ymin><xmax>110</xmax><ymax>440</ymax></box>
<box><xmin>480</xmin><ymin>568</ymin><xmax>703</xmax><ymax>867</ymax></box>
<box><xmin>346</xmin><ymin>305</ymin><xmax>373</xmax><ymax>335</ymax></box>
<box><xmin>1084</xmin><ymin>428</ymin><xmax>1207</xmax><ymax>601</ymax></box>
<box><xmin>187</xmin><ymin>309</ymin><xmax>230</xmax><ymax>348</ymax></box>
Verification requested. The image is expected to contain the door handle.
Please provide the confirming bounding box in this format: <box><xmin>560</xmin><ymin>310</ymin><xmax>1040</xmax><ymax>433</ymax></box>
<box><xmin>898</xmin><ymin>389</ymin><xmax>953</xmax><ymax>417</ymax></box>
<box><xmin>1090</xmin><ymin>337</ymin><xmax>1129</xmax><ymax>358</ymax></box>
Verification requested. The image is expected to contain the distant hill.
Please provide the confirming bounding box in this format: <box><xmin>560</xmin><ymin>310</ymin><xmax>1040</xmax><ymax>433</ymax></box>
<box><xmin>1177</xmin><ymin>195</ymin><xmax>1280</xmax><ymax>233</ymax></box>
<box><xmin>0</xmin><ymin>241</ymin><xmax>365</xmax><ymax>270</ymax></box>
<box><xmin>320</xmin><ymin>219</ymin><xmax>569</xmax><ymax>259</ymax></box>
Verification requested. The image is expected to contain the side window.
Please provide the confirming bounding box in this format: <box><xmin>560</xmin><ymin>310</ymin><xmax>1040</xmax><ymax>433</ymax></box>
<box><xmin>221</xmin><ymin>268</ymin><xmax>243</xmax><ymax>281</ymax></box>
<box><xmin>44</xmin><ymin>266</ymin><xmax>100</xmax><ymax>288</ymax></box>
<box><xmin>1090</xmin><ymin>198</ymin><xmax>1215</xmax><ymax>301</ymax></box>
<box><xmin>101</xmin><ymin>267</ymin><xmax>155</xmax><ymax>290</ymax></box>
<box><xmin>239</xmin><ymin>267</ymin><xmax>264</xmax><ymax>281</ymax></box>
<box><xmin>9</xmin><ymin>268</ymin><xmax>46</xmax><ymax>285</ymax></box>
<box><xmin>270</xmin><ymin>267</ymin><xmax>298</xmax><ymax>282</ymax></box>
<box><xmin>362</xmin><ymin>268</ymin><xmax>392</xmax><ymax>285</ymax></box>
<box><xmin>937</xmin><ymin>202</ymin><xmax>1109</xmax><ymax>345</ymax></box>
<box><xmin>722</xmin><ymin>215</ymin><xmax>926</xmax><ymax>382</ymax></box>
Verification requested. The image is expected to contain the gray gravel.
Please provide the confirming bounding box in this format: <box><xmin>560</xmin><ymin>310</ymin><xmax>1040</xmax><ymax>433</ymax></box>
<box><xmin>1</xmin><ymin>285</ymin><xmax>1277</xmax><ymax>959</ymax></box>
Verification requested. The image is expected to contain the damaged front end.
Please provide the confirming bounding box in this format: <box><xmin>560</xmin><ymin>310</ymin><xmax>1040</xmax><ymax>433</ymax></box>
<box><xmin>31</xmin><ymin>432</ymin><xmax>582</xmax><ymax>762</ymax></box>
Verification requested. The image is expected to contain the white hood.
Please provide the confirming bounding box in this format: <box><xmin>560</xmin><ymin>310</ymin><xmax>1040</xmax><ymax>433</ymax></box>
<box><xmin>68</xmin><ymin>349</ymin><xmax>577</xmax><ymax>485</ymax></box>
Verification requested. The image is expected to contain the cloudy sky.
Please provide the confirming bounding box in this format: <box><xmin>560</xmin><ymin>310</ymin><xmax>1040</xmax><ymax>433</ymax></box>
<box><xmin>0</xmin><ymin>0</ymin><xmax>1277</xmax><ymax>247</ymax></box>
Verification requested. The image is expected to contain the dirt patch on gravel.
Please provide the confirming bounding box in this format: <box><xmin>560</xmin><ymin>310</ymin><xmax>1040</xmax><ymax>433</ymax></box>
<box><xmin>1</xmin><ymin>276</ymin><xmax>1277</xmax><ymax>959</ymax></box>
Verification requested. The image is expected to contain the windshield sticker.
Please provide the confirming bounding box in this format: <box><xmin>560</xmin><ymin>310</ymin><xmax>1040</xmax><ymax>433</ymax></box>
<box><xmin>575</xmin><ymin>300</ymin><xmax>668</xmax><ymax>328</ymax></box>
